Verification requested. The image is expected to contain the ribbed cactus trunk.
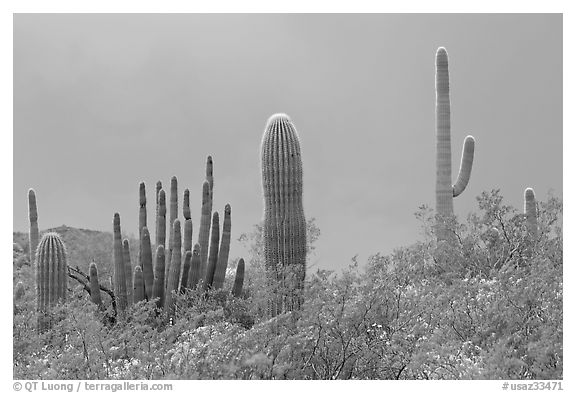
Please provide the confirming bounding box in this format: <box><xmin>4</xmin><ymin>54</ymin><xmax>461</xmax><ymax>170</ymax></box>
<box><xmin>157</xmin><ymin>189</ymin><xmax>167</xmax><ymax>249</ymax></box>
<box><xmin>261</xmin><ymin>113</ymin><xmax>307</xmax><ymax>316</ymax></box>
<box><xmin>152</xmin><ymin>245</ymin><xmax>165</xmax><ymax>308</ymax></box>
<box><xmin>113</xmin><ymin>213</ymin><xmax>128</xmax><ymax>313</ymax></box>
<box><xmin>213</xmin><ymin>204</ymin><xmax>231</xmax><ymax>290</ymax></box>
<box><xmin>198</xmin><ymin>180</ymin><xmax>212</xmax><ymax>282</ymax></box>
<box><xmin>524</xmin><ymin>188</ymin><xmax>537</xmax><ymax>239</ymax></box>
<box><xmin>231</xmin><ymin>258</ymin><xmax>245</xmax><ymax>298</ymax></box>
<box><xmin>122</xmin><ymin>239</ymin><xmax>133</xmax><ymax>306</ymax></box>
<box><xmin>180</xmin><ymin>251</ymin><xmax>193</xmax><ymax>292</ymax></box>
<box><xmin>134</xmin><ymin>266</ymin><xmax>145</xmax><ymax>303</ymax></box>
<box><xmin>140</xmin><ymin>227</ymin><xmax>154</xmax><ymax>300</ymax></box>
<box><xmin>435</xmin><ymin>47</ymin><xmax>476</xmax><ymax>239</ymax></box>
<box><xmin>36</xmin><ymin>232</ymin><xmax>68</xmax><ymax>330</ymax></box>
<box><xmin>89</xmin><ymin>262</ymin><xmax>103</xmax><ymax>309</ymax></box>
<box><xmin>138</xmin><ymin>182</ymin><xmax>147</xmax><ymax>267</ymax></box>
<box><xmin>165</xmin><ymin>220</ymin><xmax>182</xmax><ymax>314</ymax></box>
<box><xmin>165</xmin><ymin>177</ymin><xmax>178</xmax><ymax>285</ymax></box>
<box><xmin>28</xmin><ymin>189</ymin><xmax>39</xmax><ymax>265</ymax></box>
<box><xmin>203</xmin><ymin>212</ymin><xmax>220</xmax><ymax>290</ymax></box>
<box><xmin>155</xmin><ymin>181</ymin><xmax>162</xmax><ymax>247</ymax></box>
<box><xmin>187</xmin><ymin>244</ymin><xmax>202</xmax><ymax>290</ymax></box>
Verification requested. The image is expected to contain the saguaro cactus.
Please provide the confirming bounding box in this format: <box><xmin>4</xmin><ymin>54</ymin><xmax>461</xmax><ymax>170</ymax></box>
<box><xmin>134</xmin><ymin>266</ymin><xmax>145</xmax><ymax>303</ymax></box>
<box><xmin>180</xmin><ymin>251</ymin><xmax>193</xmax><ymax>292</ymax></box>
<box><xmin>166</xmin><ymin>176</ymin><xmax>178</xmax><ymax>281</ymax></box>
<box><xmin>152</xmin><ymin>245</ymin><xmax>166</xmax><ymax>308</ymax></box>
<box><xmin>165</xmin><ymin>220</ymin><xmax>182</xmax><ymax>313</ymax></box>
<box><xmin>139</xmin><ymin>182</ymin><xmax>147</xmax><ymax>248</ymax></box>
<box><xmin>524</xmin><ymin>188</ymin><xmax>537</xmax><ymax>238</ymax></box>
<box><xmin>204</xmin><ymin>212</ymin><xmax>220</xmax><ymax>290</ymax></box>
<box><xmin>213</xmin><ymin>204</ymin><xmax>231</xmax><ymax>290</ymax></box>
<box><xmin>14</xmin><ymin>281</ymin><xmax>25</xmax><ymax>302</ymax></box>
<box><xmin>260</xmin><ymin>113</ymin><xmax>307</xmax><ymax>316</ymax></box>
<box><xmin>183</xmin><ymin>189</ymin><xmax>193</xmax><ymax>258</ymax></box>
<box><xmin>187</xmin><ymin>244</ymin><xmax>202</xmax><ymax>290</ymax></box>
<box><xmin>36</xmin><ymin>232</ymin><xmax>68</xmax><ymax>329</ymax></box>
<box><xmin>113</xmin><ymin>213</ymin><xmax>128</xmax><ymax>312</ymax></box>
<box><xmin>89</xmin><ymin>262</ymin><xmax>103</xmax><ymax>308</ymax></box>
<box><xmin>231</xmin><ymin>258</ymin><xmax>245</xmax><ymax>298</ymax></box>
<box><xmin>198</xmin><ymin>180</ymin><xmax>212</xmax><ymax>280</ymax></box>
<box><xmin>122</xmin><ymin>239</ymin><xmax>133</xmax><ymax>305</ymax></box>
<box><xmin>435</xmin><ymin>47</ymin><xmax>476</xmax><ymax>225</ymax></box>
<box><xmin>140</xmin><ymin>227</ymin><xmax>154</xmax><ymax>300</ymax></box>
<box><xmin>157</xmin><ymin>189</ymin><xmax>167</xmax><ymax>249</ymax></box>
<box><xmin>28</xmin><ymin>189</ymin><xmax>39</xmax><ymax>265</ymax></box>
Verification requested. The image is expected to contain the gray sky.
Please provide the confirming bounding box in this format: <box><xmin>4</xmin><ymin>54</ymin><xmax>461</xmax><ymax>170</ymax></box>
<box><xmin>13</xmin><ymin>14</ymin><xmax>562</xmax><ymax>271</ymax></box>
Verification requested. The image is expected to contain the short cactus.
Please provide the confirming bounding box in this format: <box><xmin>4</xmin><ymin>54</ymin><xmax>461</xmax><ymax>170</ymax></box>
<box><xmin>89</xmin><ymin>262</ymin><xmax>103</xmax><ymax>308</ymax></box>
<box><xmin>36</xmin><ymin>232</ymin><xmax>68</xmax><ymax>329</ymax></box>
<box><xmin>435</xmin><ymin>47</ymin><xmax>476</xmax><ymax>235</ymax></box>
<box><xmin>28</xmin><ymin>189</ymin><xmax>39</xmax><ymax>265</ymax></box>
<box><xmin>260</xmin><ymin>113</ymin><xmax>307</xmax><ymax>316</ymax></box>
<box><xmin>134</xmin><ymin>266</ymin><xmax>145</xmax><ymax>303</ymax></box>
<box><xmin>152</xmin><ymin>245</ymin><xmax>166</xmax><ymax>308</ymax></box>
<box><xmin>122</xmin><ymin>239</ymin><xmax>133</xmax><ymax>305</ymax></box>
<box><xmin>14</xmin><ymin>281</ymin><xmax>25</xmax><ymax>302</ymax></box>
<box><xmin>198</xmin><ymin>180</ymin><xmax>212</xmax><ymax>280</ymax></box>
<box><xmin>212</xmin><ymin>204</ymin><xmax>231</xmax><ymax>290</ymax></box>
<box><xmin>140</xmin><ymin>227</ymin><xmax>154</xmax><ymax>300</ymax></box>
<box><xmin>165</xmin><ymin>219</ymin><xmax>182</xmax><ymax>312</ymax></box>
<box><xmin>524</xmin><ymin>188</ymin><xmax>537</xmax><ymax>238</ymax></box>
<box><xmin>203</xmin><ymin>212</ymin><xmax>220</xmax><ymax>290</ymax></box>
<box><xmin>231</xmin><ymin>258</ymin><xmax>245</xmax><ymax>298</ymax></box>
<box><xmin>113</xmin><ymin>213</ymin><xmax>128</xmax><ymax>312</ymax></box>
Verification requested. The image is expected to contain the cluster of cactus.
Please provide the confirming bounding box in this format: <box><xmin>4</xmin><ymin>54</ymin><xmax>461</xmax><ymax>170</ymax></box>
<box><xmin>260</xmin><ymin>114</ymin><xmax>307</xmax><ymax>316</ymax></box>
<box><xmin>435</xmin><ymin>47</ymin><xmax>476</xmax><ymax>240</ymax></box>
<box><xmin>84</xmin><ymin>156</ymin><xmax>245</xmax><ymax>318</ymax></box>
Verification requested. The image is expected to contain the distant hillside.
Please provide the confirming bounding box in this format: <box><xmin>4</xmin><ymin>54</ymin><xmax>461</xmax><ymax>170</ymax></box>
<box><xmin>13</xmin><ymin>226</ymin><xmax>138</xmax><ymax>281</ymax></box>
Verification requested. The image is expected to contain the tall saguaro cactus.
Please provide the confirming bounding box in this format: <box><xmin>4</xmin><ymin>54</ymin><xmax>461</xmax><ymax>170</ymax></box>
<box><xmin>152</xmin><ymin>245</ymin><xmax>166</xmax><ymax>308</ymax></box>
<box><xmin>213</xmin><ymin>204</ymin><xmax>232</xmax><ymax>290</ymax></box>
<box><xmin>524</xmin><ymin>188</ymin><xmax>537</xmax><ymax>238</ymax></box>
<box><xmin>435</xmin><ymin>47</ymin><xmax>476</xmax><ymax>231</ymax></box>
<box><xmin>198</xmin><ymin>180</ymin><xmax>212</xmax><ymax>281</ymax></box>
<box><xmin>28</xmin><ymin>189</ymin><xmax>39</xmax><ymax>265</ymax></box>
<box><xmin>113</xmin><ymin>213</ymin><xmax>128</xmax><ymax>313</ymax></box>
<box><xmin>36</xmin><ymin>232</ymin><xmax>68</xmax><ymax>330</ymax></box>
<box><xmin>204</xmin><ymin>212</ymin><xmax>220</xmax><ymax>289</ymax></box>
<box><xmin>165</xmin><ymin>220</ymin><xmax>182</xmax><ymax>313</ymax></box>
<box><xmin>140</xmin><ymin>227</ymin><xmax>154</xmax><ymax>300</ymax></box>
<box><xmin>187</xmin><ymin>244</ymin><xmax>202</xmax><ymax>290</ymax></box>
<box><xmin>166</xmin><ymin>176</ymin><xmax>178</xmax><ymax>281</ymax></box>
<box><xmin>260</xmin><ymin>113</ymin><xmax>307</xmax><ymax>316</ymax></box>
<box><xmin>157</xmin><ymin>189</ymin><xmax>167</xmax><ymax>249</ymax></box>
<box><xmin>122</xmin><ymin>239</ymin><xmax>133</xmax><ymax>305</ymax></box>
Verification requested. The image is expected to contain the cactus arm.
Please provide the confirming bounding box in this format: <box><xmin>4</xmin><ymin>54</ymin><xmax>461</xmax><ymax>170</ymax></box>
<box><xmin>122</xmin><ymin>239</ymin><xmax>133</xmax><ymax>305</ymax></box>
<box><xmin>198</xmin><ymin>181</ymin><xmax>212</xmax><ymax>280</ymax></box>
<box><xmin>89</xmin><ymin>262</ymin><xmax>103</xmax><ymax>308</ymax></box>
<box><xmin>231</xmin><ymin>258</ymin><xmax>245</xmax><ymax>298</ymax></box>
<box><xmin>187</xmin><ymin>244</ymin><xmax>201</xmax><ymax>290</ymax></box>
<box><xmin>452</xmin><ymin>136</ymin><xmax>475</xmax><ymax>197</ymax></box>
<box><xmin>133</xmin><ymin>266</ymin><xmax>145</xmax><ymax>303</ymax></box>
<box><xmin>140</xmin><ymin>227</ymin><xmax>154</xmax><ymax>300</ymax></box>
<box><xmin>183</xmin><ymin>188</ymin><xmax>191</xmax><ymax>220</ymax></box>
<box><xmin>152</xmin><ymin>245</ymin><xmax>166</xmax><ymax>308</ymax></box>
<box><xmin>28</xmin><ymin>189</ymin><xmax>40</xmax><ymax>266</ymax></box>
<box><xmin>113</xmin><ymin>213</ymin><xmax>128</xmax><ymax>312</ymax></box>
<box><xmin>524</xmin><ymin>188</ymin><xmax>538</xmax><ymax>238</ymax></box>
<box><xmin>213</xmin><ymin>204</ymin><xmax>231</xmax><ymax>290</ymax></box>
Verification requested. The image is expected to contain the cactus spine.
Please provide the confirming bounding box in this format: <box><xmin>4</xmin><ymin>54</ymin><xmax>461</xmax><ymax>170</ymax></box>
<box><xmin>435</xmin><ymin>47</ymin><xmax>476</xmax><ymax>234</ymax></box>
<box><xmin>89</xmin><ymin>262</ymin><xmax>103</xmax><ymax>308</ymax></box>
<box><xmin>524</xmin><ymin>188</ymin><xmax>537</xmax><ymax>238</ymax></box>
<box><xmin>231</xmin><ymin>258</ymin><xmax>245</xmax><ymax>298</ymax></box>
<box><xmin>198</xmin><ymin>180</ymin><xmax>212</xmax><ymax>281</ymax></box>
<box><xmin>140</xmin><ymin>227</ymin><xmax>154</xmax><ymax>300</ymax></box>
<box><xmin>36</xmin><ymin>232</ymin><xmax>68</xmax><ymax>329</ymax></box>
<box><xmin>152</xmin><ymin>245</ymin><xmax>166</xmax><ymax>308</ymax></box>
<box><xmin>134</xmin><ymin>266</ymin><xmax>145</xmax><ymax>303</ymax></box>
<box><xmin>204</xmin><ymin>212</ymin><xmax>220</xmax><ymax>290</ymax></box>
<box><xmin>260</xmin><ymin>113</ymin><xmax>307</xmax><ymax>316</ymax></box>
<box><xmin>213</xmin><ymin>204</ymin><xmax>231</xmax><ymax>290</ymax></box>
<box><xmin>28</xmin><ymin>189</ymin><xmax>39</xmax><ymax>265</ymax></box>
<box><xmin>187</xmin><ymin>244</ymin><xmax>202</xmax><ymax>290</ymax></box>
<box><xmin>165</xmin><ymin>219</ymin><xmax>182</xmax><ymax>312</ymax></box>
<box><xmin>122</xmin><ymin>239</ymin><xmax>133</xmax><ymax>305</ymax></box>
<box><xmin>113</xmin><ymin>213</ymin><xmax>128</xmax><ymax>312</ymax></box>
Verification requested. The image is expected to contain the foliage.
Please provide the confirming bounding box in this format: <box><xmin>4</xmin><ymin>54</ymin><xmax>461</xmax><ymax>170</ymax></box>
<box><xmin>13</xmin><ymin>191</ymin><xmax>562</xmax><ymax>380</ymax></box>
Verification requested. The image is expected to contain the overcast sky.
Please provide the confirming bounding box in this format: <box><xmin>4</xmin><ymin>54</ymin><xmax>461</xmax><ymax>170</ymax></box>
<box><xmin>13</xmin><ymin>14</ymin><xmax>562</xmax><ymax>272</ymax></box>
